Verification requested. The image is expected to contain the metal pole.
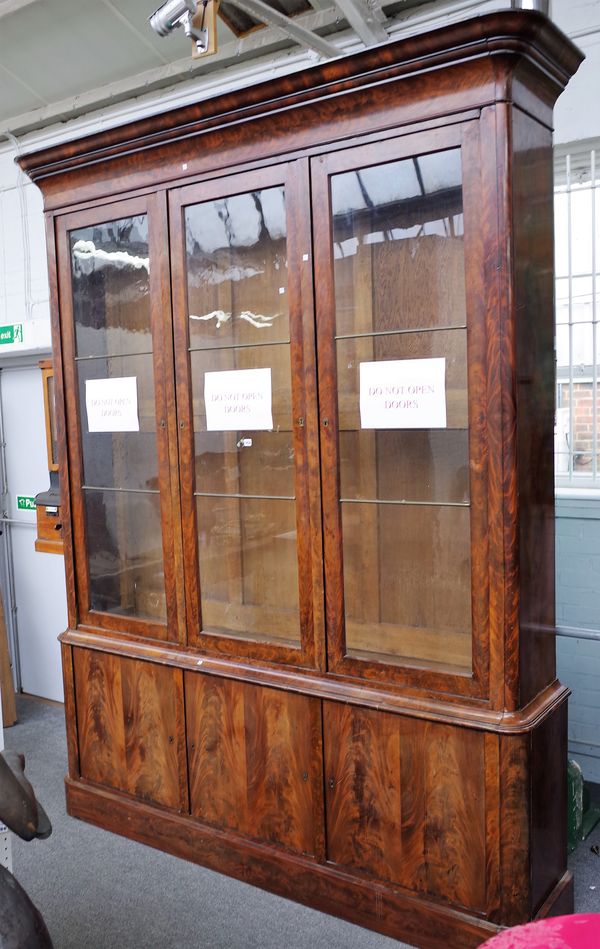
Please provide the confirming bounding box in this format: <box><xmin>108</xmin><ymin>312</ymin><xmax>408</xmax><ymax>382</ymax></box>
<box><xmin>0</xmin><ymin>373</ymin><xmax>22</xmax><ymax>691</ymax></box>
<box><xmin>557</xmin><ymin>624</ymin><xmax>600</xmax><ymax>643</ymax></box>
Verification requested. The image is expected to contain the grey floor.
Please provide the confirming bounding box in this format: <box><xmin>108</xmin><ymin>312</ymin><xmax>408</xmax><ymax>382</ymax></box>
<box><xmin>4</xmin><ymin>696</ymin><xmax>600</xmax><ymax>949</ymax></box>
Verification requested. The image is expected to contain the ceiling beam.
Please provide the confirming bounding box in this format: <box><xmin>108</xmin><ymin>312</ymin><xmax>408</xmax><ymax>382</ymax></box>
<box><xmin>0</xmin><ymin>8</ymin><xmax>349</xmax><ymax>140</ymax></box>
<box><xmin>224</xmin><ymin>0</ymin><xmax>339</xmax><ymax>57</ymax></box>
<box><xmin>330</xmin><ymin>0</ymin><xmax>388</xmax><ymax>45</ymax></box>
<box><xmin>0</xmin><ymin>0</ymin><xmax>38</xmax><ymax>19</ymax></box>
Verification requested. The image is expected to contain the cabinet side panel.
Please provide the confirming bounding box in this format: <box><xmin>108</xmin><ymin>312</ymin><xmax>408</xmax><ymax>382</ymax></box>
<box><xmin>185</xmin><ymin>673</ymin><xmax>322</xmax><ymax>856</ymax></box>
<box><xmin>498</xmin><ymin>732</ymin><xmax>530</xmax><ymax>924</ymax></box>
<box><xmin>72</xmin><ymin>648</ymin><xmax>185</xmax><ymax>810</ymax></box>
<box><xmin>511</xmin><ymin>104</ymin><xmax>556</xmax><ymax>705</ymax></box>
<box><xmin>530</xmin><ymin>698</ymin><xmax>569</xmax><ymax>914</ymax></box>
<box><xmin>324</xmin><ymin>704</ymin><xmax>487</xmax><ymax>912</ymax></box>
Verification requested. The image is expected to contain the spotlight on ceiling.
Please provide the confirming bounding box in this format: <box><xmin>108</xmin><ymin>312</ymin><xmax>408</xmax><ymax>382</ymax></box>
<box><xmin>149</xmin><ymin>0</ymin><xmax>209</xmax><ymax>53</ymax></box>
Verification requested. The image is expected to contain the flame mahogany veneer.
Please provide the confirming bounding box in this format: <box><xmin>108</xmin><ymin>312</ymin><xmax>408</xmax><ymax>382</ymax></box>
<box><xmin>20</xmin><ymin>11</ymin><xmax>582</xmax><ymax>948</ymax></box>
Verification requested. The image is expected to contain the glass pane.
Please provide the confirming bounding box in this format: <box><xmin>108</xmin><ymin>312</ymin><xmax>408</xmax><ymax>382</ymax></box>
<box><xmin>554</xmin><ymin>192</ymin><xmax>569</xmax><ymax>279</ymax></box>
<box><xmin>70</xmin><ymin>216</ymin><xmax>151</xmax><ymax>357</ymax></box>
<box><xmin>331</xmin><ymin>149</ymin><xmax>465</xmax><ymax>338</ymax></box>
<box><xmin>330</xmin><ymin>151</ymin><xmax>472</xmax><ymax>674</ymax></box>
<box><xmin>197</xmin><ymin>496</ymin><xmax>300</xmax><ymax>645</ymax></box>
<box><xmin>190</xmin><ymin>344</ymin><xmax>293</xmax><ymax>437</ymax></box>
<box><xmin>336</xmin><ymin>330</ymin><xmax>469</xmax><ymax>434</ymax></box>
<box><xmin>342</xmin><ymin>503</ymin><xmax>472</xmax><ymax>672</ymax></box>
<box><xmin>195</xmin><ymin>431</ymin><xmax>294</xmax><ymax>498</ymax></box>
<box><xmin>84</xmin><ymin>489</ymin><xmax>166</xmax><ymax>623</ymax></box>
<box><xmin>340</xmin><ymin>429</ymin><xmax>470</xmax><ymax>504</ymax></box>
<box><xmin>570</xmin><ymin>189</ymin><xmax>593</xmax><ymax>276</ymax></box>
<box><xmin>185</xmin><ymin>188</ymin><xmax>289</xmax><ymax>349</ymax></box>
<box><xmin>78</xmin><ymin>354</ymin><xmax>158</xmax><ymax>491</ymax></box>
<box><xmin>555</xmin><ymin>277</ymin><xmax>569</xmax><ymax>324</ymax></box>
<box><xmin>186</xmin><ymin>184</ymin><xmax>302</xmax><ymax>648</ymax></box>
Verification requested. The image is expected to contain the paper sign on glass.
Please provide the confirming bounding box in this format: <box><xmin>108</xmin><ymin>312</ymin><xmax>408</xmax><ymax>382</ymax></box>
<box><xmin>85</xmin><ymin>376</ymin><xmax>140</xmax><ymax>433</ymax></box>
<box><xmin>359</xmin><ymin>357</ymin><xmax>447</xmax><ymax>429</ymax></box>
<box><xmin>204</xmin><ymin>367</ymin><xmax>273</xmax><ymax>431</ymax></box>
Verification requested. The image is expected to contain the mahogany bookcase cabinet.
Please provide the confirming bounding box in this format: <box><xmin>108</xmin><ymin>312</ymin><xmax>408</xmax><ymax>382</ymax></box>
<box><xmin>20</xmin><ymin>11</ymin><xmax>582</xmax><ymax>948</ymax></box>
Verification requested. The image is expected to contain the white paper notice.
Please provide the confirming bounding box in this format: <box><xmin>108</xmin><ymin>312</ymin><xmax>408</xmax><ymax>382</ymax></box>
<box><xmin>85</xmin><ymin>376</ymin><xmax>140</xmax><ymax>433</ymax></box>
<box><xmin>359</xmin><ymin>357</ymin><xmax>447</xmax><ymax>429</ymax></box>
<box><xmin>204</xmin><ymin>367</ymin><xmax>273</xmax><ymax>432</ymax></box>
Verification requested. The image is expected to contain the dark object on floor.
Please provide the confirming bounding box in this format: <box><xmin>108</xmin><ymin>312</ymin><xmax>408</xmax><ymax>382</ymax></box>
<box><xmin>0</xmin><ymin>753</ymin><xmax>51</xmax><ymax>842</ymax></box>
<box><xmin>567</xmin><ymin>759</ymin><xmax>600</xmax><ymax>854</ymax></box>
<box><xmin>0</xmin><ymin>866</ymin><xmax>52</xmax><ymax>948</ymax></box>
<box><xmin>0</xmin><ymin>750</ymin><xmax>53</xmax><ymax>947</ymax></box>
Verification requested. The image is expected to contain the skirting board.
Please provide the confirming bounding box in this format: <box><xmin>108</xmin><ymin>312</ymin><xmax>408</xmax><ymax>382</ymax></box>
<box><xmin>65</xmin><ymin>777</ymin><xmax>570</xmax><ymax>949</ymax></box>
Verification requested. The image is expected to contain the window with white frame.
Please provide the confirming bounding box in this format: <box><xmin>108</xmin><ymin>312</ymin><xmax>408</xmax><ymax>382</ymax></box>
<box><xmin>554</xmin><ymin>142</ymin><xmax>599</xmax><ymax>489</ymax></box>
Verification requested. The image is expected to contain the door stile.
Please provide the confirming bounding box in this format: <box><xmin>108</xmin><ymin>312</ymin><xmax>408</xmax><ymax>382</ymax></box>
<box><xmin>148</xmin><ymin>191</ymin><xmax>188</xmax><ymax>645</ymax></box>
<box><xmin>290</xmin><ymin>158</ymin><xmax>327</xmax><ymax>674</ymax></box>
<box><xmin>167</xmin><ymin>191</ymin><xmax>202</xmax><ymax>642</ymax></box>
<box><xmin>310</xmin><ymin>155</ymin><xmax>346</xmax><ymax>674</ymax></box>
<box><xmin>46</xmin><ymin>211</ymin><xmax>78</xmax><ymax>632</ymax></box>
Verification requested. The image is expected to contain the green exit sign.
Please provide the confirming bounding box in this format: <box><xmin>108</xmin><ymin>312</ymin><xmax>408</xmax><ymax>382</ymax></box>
<box><xmin>0</xmin><ymin>324</ymin><xmax>23</xmax><ymax>346</ymax></box>
<box><xmin>17</xmin><ymin>496</ymin><xmax>36</xmax><ymax>511</ymax></box>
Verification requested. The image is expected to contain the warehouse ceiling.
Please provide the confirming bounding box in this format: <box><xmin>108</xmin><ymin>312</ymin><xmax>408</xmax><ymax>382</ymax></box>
<box><xmin>0</xmin><ymin>0</ymin><xmax>439</xmax><ymax>137</ymax></box>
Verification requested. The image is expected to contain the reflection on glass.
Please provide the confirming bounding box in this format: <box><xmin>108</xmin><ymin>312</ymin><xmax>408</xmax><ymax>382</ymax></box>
<box><xmin>185</xmin><ymin>186</ymin><xmax>301</xmax><ymax>646</ymax></box>
<box><xmin>331</xmin><ymin>149</ymin><xmax>472</xmax><ymax>672</ymax></box>
<box><xmin>70</xmin><ymin>215</ymin><xmax>165</xmax><ymax>630</ymax></box>
<box><xmin>85</xmin><ymin>489</ymin><xmax>166</xmax><ymax>623</ymax></box>
<box><xmin>332</xmin><ymin>150</ymin><xmax>465</xmax><ymax>338</ymax></box>
<box><xmin>71</xmin><ymin>216</ymin><xmax>151</xmax><ymax>357</ymax></box>
<box><xmin>186</xmin><ymin>188</ymin><xmax>289</xmax><ymax>349</ymax></box>
<box><xmin>197</xmin><ymin>497</ymin><xmax>300</xmax><ymax>644</ymax></box>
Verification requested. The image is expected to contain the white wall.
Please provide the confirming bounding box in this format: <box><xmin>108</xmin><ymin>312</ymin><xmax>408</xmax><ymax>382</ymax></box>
<box><xmin>553</xmin><ymin>0</ymin><xmax>600</xmax><ymax>144</ymax></box>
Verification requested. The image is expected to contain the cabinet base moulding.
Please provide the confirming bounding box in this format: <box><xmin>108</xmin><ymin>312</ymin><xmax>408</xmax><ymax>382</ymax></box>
<box><xmin>64</xmin><ymin>777</ymin><xmax>571</xmax><ymax>949</ymax></box>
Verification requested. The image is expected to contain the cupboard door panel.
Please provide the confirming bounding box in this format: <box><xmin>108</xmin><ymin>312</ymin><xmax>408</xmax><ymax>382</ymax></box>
<box><xmin>186</xmin><ymin>673</ymin><xmax>323</xmax><ymax>856</ymax></box>
<box><xmin>170</xmin><ymin>163</ymin><xmax>324</xmax><ymax>667</ymax></box>
<box><xmin>312</xmin><ymin>128</ymin><xmax>490</xmax><ymax>694</ymax></box>
<box><xmin>73</xmin><ymin>648</ymin><xmax>187</xmax><ymax>811</ymax></box>
<box><xmin>57</xmin><ymin>196</ymin><xmax>184</xmax><ymax>642</ymax></box>
<box><xmin>324</xmin><ymin>703</ymin><xmax>487</xmax><ymax>912</ymax></box>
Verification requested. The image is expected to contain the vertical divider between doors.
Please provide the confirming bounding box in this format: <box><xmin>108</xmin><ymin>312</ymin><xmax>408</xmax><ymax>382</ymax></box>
<box><xmin>310</xmin><ymin>154</ymin><xmax>346</xmax><ymax>674</ymax></box>
<box><xmin>168</xmin><ymin>189</ymin><xmax>203</xmax><ymax>644</ymax></box>
<box><xmin>287</xmin><ymin>159</ymin><xmax>326</xmax><ymax>673</ymax></box>
<box><xmin>150</xmin><ymin>190</ymin><xmax>188</xmax><ymax>647</ymax></box>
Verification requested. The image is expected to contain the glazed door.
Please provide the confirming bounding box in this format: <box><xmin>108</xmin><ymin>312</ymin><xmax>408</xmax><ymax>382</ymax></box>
<box><xmin>169</xmin><ymin>162</ymin><xmax>325</xmax><ymax>667</ymax></box>
<box><xmin>56</xmin><ymin>195</ymin><xmax>184</xmax><ymax>643</ymax></box>
<box><xmin>311</xmin><ymin>125</ymin><xmax>490</xmax><ymax>696</ymax></box>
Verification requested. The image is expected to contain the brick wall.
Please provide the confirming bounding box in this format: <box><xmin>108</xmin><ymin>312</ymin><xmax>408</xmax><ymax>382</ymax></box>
<box><xmin>558</xmin><ymin>382</ymin><xmax>600</xmax><ymax>472</ymax></box>
<box><xmin>556</xmin><ymin>497</ymin><xmax>600</xmax><ymax>782</ymax></box>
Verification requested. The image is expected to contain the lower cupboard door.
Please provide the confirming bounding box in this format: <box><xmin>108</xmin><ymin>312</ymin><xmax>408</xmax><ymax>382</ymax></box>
<box><xmin>73</xmin><ymin>648</ymin><xmax>188</xmax><ymax>811</ymax></box>
<box><xmin>185</xmin><ymin>672</ymin><xmax>324</xmax><ymax>857</ymax></box>
<box><xmin>323</xmin><ymin>702</ymin><xmax>488</xmax><ymax>913</ymax></box>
